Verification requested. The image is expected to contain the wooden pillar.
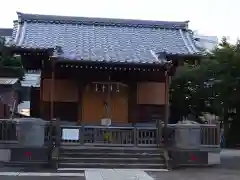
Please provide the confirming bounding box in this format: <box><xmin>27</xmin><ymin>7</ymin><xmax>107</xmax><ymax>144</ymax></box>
<box><xmin>78</xmin><ymin>83</ymin><xmax>83</xmax><ymax>125</ymax></box>
<box><xmin>106</xmin><ymin>75</ymin><xmax>111</xmax><ymax>120</ymax></box>
<box><xmin>39</xmin><ymin>77</ymin><xmax>43</xmax><ymax>118</ymax></box>
<box><xmin>162</xmin><ymin>64</ymin><xmax>172</xmax><ymax>147</ymax></box>
<box><xmin>164</xmin><ymin>71</ymin><xmax>169</xmax><ymax>125</ymax></box>
<box><xmin>50</xmin><ymin>57</ymin><xmax>56</xmax><ymax>121</ymax></box>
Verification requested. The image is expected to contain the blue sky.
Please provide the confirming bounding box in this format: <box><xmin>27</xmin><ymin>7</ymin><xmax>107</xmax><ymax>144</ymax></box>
<box><xmin>0</xmin><ymin>0</ymin><xmax>238</xmax><ymax>42</ymax></box>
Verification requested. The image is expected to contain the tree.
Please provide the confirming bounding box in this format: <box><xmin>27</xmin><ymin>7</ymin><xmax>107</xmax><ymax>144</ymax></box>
<box><xmin>170</xmin><ymin>37</ymin><xmax>240</xmax><ymax>119</ymax></box>
<box><xmin>170</xmin><ymin>37</ymin><xmax>240</xmax><ymax>147</ymax></box>
<box><xmin>0</xmin><ymin>36</ymin><xmax>24</xmax><ymax>77</ymax></box>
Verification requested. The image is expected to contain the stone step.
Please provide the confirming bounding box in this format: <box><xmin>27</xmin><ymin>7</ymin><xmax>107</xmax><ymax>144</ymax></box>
<box><xmin>59</xmin><ymin>157</ymin><xmax>164</xmax><ymax>164</ymax></box>
<box><xmin>4</xmin><ymin>161</ymin><xmax>49</xmax><ymax>168</ymax></box>
<box><xmin>60</xmin><ymin>152</ymin><xmax>163</xmax><ymax>158</ymax></box>
<box><xmin>60</xmin><ymin>146</ymin><xmax>163</xmax><ymax>154</ymax></box>
<box><xmin>58</xmin><ymin>162</ymin><xmax>166</xmax><ymax>169</ymax></box>
<box><xmin>58</xmin><ymin>146</ymin><xmax>166</xmax><ymax>169</ymax></box>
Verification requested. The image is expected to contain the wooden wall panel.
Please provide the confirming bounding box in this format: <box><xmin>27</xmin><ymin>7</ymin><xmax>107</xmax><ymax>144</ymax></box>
<box><xmin>137</xmin><ymin>82</ymin><xmax>166</xmax><ymax>105</ymax></box>
<box><xmin>41</xmin><ymin>101</ymin><xmax>78</xmax><ymax>121</ymax></box>
<box><xmin>42</xmin><ymin>79</ymin><xmax>78</xmax><ymax>102</ymax></box>
<box><xmin>128</xmin><ymin>84</ymin><xmax>137</xmax><ymax>123</ymax></box>
<box><xmin>136</xmin><ymin>104</ymin><xmax>164</xmax><ymax>122</ymax></box>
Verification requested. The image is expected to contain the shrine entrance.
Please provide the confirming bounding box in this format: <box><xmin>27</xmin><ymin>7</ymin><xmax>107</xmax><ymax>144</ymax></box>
<box><xmin>82</xmin><ymin>81</ymin><xmax>128</xmax><ymax>124</ymax></box>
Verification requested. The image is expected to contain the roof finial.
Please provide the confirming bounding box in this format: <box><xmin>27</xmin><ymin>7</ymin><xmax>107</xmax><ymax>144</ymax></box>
<box><xmin>16</xmin><ymin>12</ymin><xmax>23</xmax><ymax>18</ymax></box>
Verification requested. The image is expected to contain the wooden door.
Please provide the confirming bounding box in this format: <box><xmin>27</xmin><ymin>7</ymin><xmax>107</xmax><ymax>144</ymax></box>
<box><xmin>110</xmin><ymin>91</ymin><xmax>128</xmax><ymax>124</ymax></box>
<box><xmin>82</xmin><ymin>88</ymin><xmax>105</xmax><ymax>124</ymax></box>
<box><xmin>82</xmin><ymin>84</ymin><xmax>128</xmax><ymax>124</ymax></box>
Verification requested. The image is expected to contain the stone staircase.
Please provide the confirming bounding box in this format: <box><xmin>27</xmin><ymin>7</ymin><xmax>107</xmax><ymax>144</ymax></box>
<box><xmin>58</xmin><ymin>146</ymin><xmax>166</xmax><ymax>169</ymax></box>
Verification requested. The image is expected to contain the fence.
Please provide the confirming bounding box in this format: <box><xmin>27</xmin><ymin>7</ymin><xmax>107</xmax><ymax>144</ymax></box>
<box><xmin>200</xmin><ymin>124</ymin><xmax>220</xmax><ymax>148</ymax></box>
<box><xmin>0</xmin><ymin>120</ymin><xmax>18</xmax><ymax>144</ymax></box>
<box><xmin>0</xmin><ymin>119</ymin><xmax>220</xmax><ymax>149</ymax></box>
<box><xmin>0</xmin><ymin>119</ymin><xmax>54</xmax><ymax>146</ymax></box>
<box><xmin>59</xmin><ymin>123</ymin><xmax>220</xmax><ymax>149</ymax></box>
<box><xmin>60</xmin><ymin>125</ymin><xmax>160</xmax><ymax>147</ymax></box>
<box><xmin>165</xmin><ymin>124</ymin><xmax>220</xmax><ymax>149</ymax></box>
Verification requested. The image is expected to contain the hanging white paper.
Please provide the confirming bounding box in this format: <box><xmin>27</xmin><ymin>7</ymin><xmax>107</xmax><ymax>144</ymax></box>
<box><xmin>62</xmin><ymin>129</ymin><xmax>79</xmax><ymax>140</ymax></box>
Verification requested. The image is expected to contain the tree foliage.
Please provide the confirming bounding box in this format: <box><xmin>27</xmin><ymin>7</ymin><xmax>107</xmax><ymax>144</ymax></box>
<box><xmin>170</xmin><ymin>37</ymin><xmax>240</xmax><ymax>146</ymax></box>
<box><xmin>0</xmin><ymin>36</ymin><xmax>24</xmax><ymax>77</ymax></box>
<box><xmin>171</xmin><ymin>37</ymin><xmax>240</xmax><ymax>119</ymax></box>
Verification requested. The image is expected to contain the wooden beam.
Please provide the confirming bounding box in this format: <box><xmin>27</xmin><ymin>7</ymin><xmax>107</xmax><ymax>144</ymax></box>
<box><xmin>164</xmin><ymin>72</ymin><xmax>170</xmax><ymax>125</ymax></box>
<box><xmin>40</xmin><ymin>73</ymin><xmax>43</xmax><ymax>118</ymax></box>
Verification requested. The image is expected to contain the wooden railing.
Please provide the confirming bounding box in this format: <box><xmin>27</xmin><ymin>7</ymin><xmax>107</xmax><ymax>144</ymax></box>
<box><xmin>59</xmin><ymin>123</ymin><xmax>220</xmax><ymax>149</ymax></box>
<box><xmin>0</xmin><ymin>120</ymin><xmax>18</xmax><ymax>144</ymax></box>
<box><xmin>0</xmin><ymin>119</ymin><xmax>220</xmax><ymax>149</ymax></box>
<box><xmin>60</xmin><ymin>125</ymin><xmax>160</xmax><ymax>147</ymax></box>
<box><xmin>200</xmin><ymin>124</ymin><xmax>220</xmax><ymax>148</ymax></box>
<box><xmin>164</xmin><ymin>123</ymin><xmax>220</xmax><ymax>149</ymax></box>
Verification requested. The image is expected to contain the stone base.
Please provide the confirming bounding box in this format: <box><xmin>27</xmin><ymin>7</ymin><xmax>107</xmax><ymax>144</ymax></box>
<box><xmin>169</xmin><ymin>150</ymin><xmax>220</xmax><ymax>168</ymax></box>
<box><xmin>0</xmin><ymin>147</ymin><xmax>52</xmax><ymax>168</ymax></box>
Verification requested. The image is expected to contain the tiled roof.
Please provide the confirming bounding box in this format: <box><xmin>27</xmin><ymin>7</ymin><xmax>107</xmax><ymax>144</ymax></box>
<box><xmin>12</xmin><ymin>12</ymin><xmax>202</xmax><ymax>64</ymax></box>
<box><xmin>0</xmin><ymin>78</ymin><xmax>18</xmax><ymax>85</ymax></box>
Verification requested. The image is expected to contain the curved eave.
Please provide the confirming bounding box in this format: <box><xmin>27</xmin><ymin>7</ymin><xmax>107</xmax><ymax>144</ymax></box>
<box><xmin>179</xmin><ymin>29</ymin><xmax>202</xmax><ymax>55</ymax></box>
<box><xmin>4</xmin><ymin>46</ymin><xmax>54</xmax><ymax>56</ymax></box>
<box><xmin>54</xmin><ymin>58</ymin><xmax>172</xmax><ymax>69</ymax></box>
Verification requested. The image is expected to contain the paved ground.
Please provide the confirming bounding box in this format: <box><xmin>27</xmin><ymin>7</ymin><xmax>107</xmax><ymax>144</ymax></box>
<box><xmin>148</xmin><ymin>168</ymin><xmax>240</xmax><ymax>180</ymax></box>
<box><xmin>0</xmin><ymin>177</ymin><xmax>85</xmax><ymax>180</ymax></box>
<box><xmin>148</xmin><ymin>149</ymin><xmax>240</xmax><ymax>180</ymax></box>
<box><xmin>0</xmin><ymin>149</ymin><xmax>239</xmax><ymax>180</ymax></box>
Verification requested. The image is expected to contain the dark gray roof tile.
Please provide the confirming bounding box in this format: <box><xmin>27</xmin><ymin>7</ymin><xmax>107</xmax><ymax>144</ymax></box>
<box><xmin>17</xmin><ymin>12</ymin><xmax>189</xmax><ymax>29</ymax></box>
<box><xmin>12</xmin><ymin>12</ymin><xmax>202</xmax><ymax>64</ymax></box>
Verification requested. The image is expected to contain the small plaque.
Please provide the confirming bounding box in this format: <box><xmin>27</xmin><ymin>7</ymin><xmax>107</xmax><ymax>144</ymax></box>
<box><xmin>62</xmin><ymin>129</ymin><xmax>79</xmax><ymax>140</ymax></box>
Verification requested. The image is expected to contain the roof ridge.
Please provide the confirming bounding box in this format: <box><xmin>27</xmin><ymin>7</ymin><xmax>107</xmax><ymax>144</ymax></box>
<box><xmin>16</xmin><ymin>12</ymin><xmax>189</xmax><ymax>29</ymax></box>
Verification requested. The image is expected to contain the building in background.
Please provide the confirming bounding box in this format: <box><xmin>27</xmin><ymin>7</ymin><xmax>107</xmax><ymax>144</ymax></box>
<box><xmin>0</xmin><ymin>28</ymin><xmax>12</xmax><ymax>44</ymax></box>
<box><xmin>18</xmin><ymin>71</ymin><xmax>40</xmax><ymax>117</ymax></box>
<box><xmin>194</xmin><ymin>31</ymin><xmax>218</xmax><ymax>52</ymax></box>
<box><xmin>0</xmin><ymin>78</ymin><xmax>20</xmax><ymax>118</ymax></box>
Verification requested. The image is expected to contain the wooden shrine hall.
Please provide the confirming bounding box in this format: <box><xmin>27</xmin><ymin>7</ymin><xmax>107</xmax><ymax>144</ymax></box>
<box><xmin>10</xmin><ymin>12</ymin><xmax>202</xmax><ymax>125</ymax></box>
